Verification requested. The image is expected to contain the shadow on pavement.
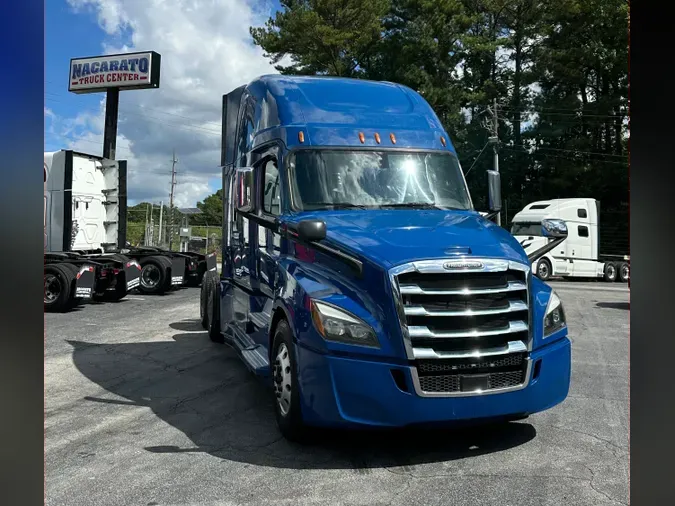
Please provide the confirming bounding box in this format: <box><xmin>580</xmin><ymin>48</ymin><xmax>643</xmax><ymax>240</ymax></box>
<box><xmin>596</xmin><ymin>301</ymin><xmax>629</xmax><ymax>310</ymax></box>
<box><xmin>68</xmin><ymin>319</ymin><xmax>536</xmax><ymax>470</ymax></box>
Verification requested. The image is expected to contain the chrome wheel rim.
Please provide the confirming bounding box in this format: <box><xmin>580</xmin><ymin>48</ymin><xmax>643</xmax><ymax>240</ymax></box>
<box><xmin>621</xmin><ymin>265</ymin><xmax>629</xmax><ymax>280</ymax></box>
<box><xmin>538</xmin><ymin>262</ymin><xmax>549</xmax><ymax>279</ymax></box>
<box><xmin>273</xmin><ymin>343</ymin><xmax>292</xmax><ymax>416</ymax></box>
<box><xmin>141</xmin><ymin>264</ymin><xmax>160</xmax><ymax>288</ymax></box>
<box><xmin>44</xmin><ymin>274</ymin><xmax>61</xmax><ymax>303</ymax></box>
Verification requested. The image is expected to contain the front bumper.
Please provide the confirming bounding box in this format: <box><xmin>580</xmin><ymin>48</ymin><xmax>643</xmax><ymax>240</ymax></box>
<box><xmin>297</xmin><ymin>336</ymin><xmax>571</xmax><ymax>428</ymax></box>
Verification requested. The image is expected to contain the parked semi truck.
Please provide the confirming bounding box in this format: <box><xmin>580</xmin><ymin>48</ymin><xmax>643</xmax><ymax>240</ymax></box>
<box><xmin>44</xmin><ymin>150</ymin><xmax>211</xmax><ymax>308</ymax></box>
<box><xmin>511</xmin><ymin>198</ymin><xmax>630</xmax><ymax>283</ymax></box>
<box><xmin>200</xmin><ymin>75</ymin><xmax>571</xmax><ymax>441</ymax></box>
<box><xmin>44</xmin><ymin>152</ymin><xmax>141</xmax><ymax>311</ymax></box>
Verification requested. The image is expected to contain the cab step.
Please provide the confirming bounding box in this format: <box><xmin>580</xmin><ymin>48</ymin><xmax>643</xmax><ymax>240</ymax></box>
<box><xmin>240</xmin><ymin>345</ymin><xmax>270</xmax><ymax>376</ymax></box>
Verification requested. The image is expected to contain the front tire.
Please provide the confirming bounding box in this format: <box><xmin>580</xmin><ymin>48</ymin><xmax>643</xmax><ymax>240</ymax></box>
<box><xmin>272</xmin><ymin>320</ymin><xmax>307</xmax><ymax>442</ymax></box>
<box><xmin>536</xmin><ymin>258</ymin><xmax>552</xmax><ymax>281</ymax></box>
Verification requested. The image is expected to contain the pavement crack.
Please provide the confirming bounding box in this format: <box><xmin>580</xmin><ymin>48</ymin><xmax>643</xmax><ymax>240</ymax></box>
<box><xmin>542</xmin><ymin>424</ymin><xmax>627</xmax><ymax>455</ymax></box>
<box><xmin>584</xmin><ymin>464</ymin><xmax>628</xmax><ymax>505</ymax></box>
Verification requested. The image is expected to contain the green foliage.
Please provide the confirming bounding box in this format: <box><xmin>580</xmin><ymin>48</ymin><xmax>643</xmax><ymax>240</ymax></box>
<box><xmin>250</xmin><ymin>0</ymin><xmax>391</xmax><ymax>76</ymax></box>
<box><xmin>250</xmin><ymin>0</ymin><xmax>628</xmax><ymax>232</ymax></box>
<box><xmin>194</xmin><ymin>189</ymin><xmax>223</xmax><ymax>226</ymax></box>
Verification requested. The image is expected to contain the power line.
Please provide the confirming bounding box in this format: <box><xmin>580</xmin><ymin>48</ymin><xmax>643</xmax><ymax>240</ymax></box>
<box><xmin>44</xmin><ymin>96</ymin><xmax>222</xmax><ymax>136</ymax></box>
<box><xmin>498</xmin><ymin>107</ymin><xmax>626</xmax><ymax>119</ymax></box>
<box><xmin>500</xmin><ymin>147</ymin><xmax>629</xmax><ymax>166</ymax></box>
<box><xmin>44</xmin><ymin>90</ymin><xmax>222</xmax><ymax>125</ymax></box>
<box><xmin>505</xmin><ymin>143</ymin><xmax>628</xmax><ymax>159</ymax></box>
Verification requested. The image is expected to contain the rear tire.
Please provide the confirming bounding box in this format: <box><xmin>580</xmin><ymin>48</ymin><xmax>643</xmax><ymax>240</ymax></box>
<box><xmin>205</xmin><ymin>273</ymin><xmax>223</xmax><ymax>343</ymax></box>
<box><xmin>272</xmin><ymin>320</ymin><xmax>308</xmax><ymax>442</ymax></box>
<box><xmin>618</xmin><ymin>262</ymin><xmax>629</xmax><ymax>283</ymax></box>
<box><xmin>536</xmin><ymin>258</ymin><xmax>552</xmax><ymax>281</ymax></box>
<box><xmin>138</xmin><ymin>256</ymin><xmax>169</xmax><ymax>294</ymax></box>
<box><xmin>200</xmin><ymin>271</ymin><xmax>213</xmax><ymax>330</ymax></box>
<box><xmin>603</xmin><ymin>262</ymin><xmax>617</xmax><ymax>282</ymax></box>
<box><xmin>44</xmin><ymin>263</ymin><xmax>76</xmax><ymax>312</ymax></box>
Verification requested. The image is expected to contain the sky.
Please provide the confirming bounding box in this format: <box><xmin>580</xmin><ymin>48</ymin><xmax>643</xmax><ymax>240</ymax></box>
<box><xmin>45</xmin><ymin>0</ymin><xmax>283</xmax><ymax>208</ymax></box>
<box><xmin>44</xmin><ymin>0</ymin><xmax>537</xmax><ymax>209</ymax></box>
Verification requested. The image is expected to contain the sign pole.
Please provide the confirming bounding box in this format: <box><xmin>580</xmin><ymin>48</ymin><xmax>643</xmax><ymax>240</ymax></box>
<box><xmin>103</xmin><ymin>88</ymin><xmax>119</xmax><ymax>160</ymax></box>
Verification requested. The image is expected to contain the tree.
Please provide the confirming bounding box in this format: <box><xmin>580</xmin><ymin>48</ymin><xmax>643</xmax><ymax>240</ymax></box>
<box><xmin>194</xmin><ymin>189</ymin><xmax>223</xmax><ymax>226</ymax></box>
<box><xmin>249</xmin><ymin>0</ymin><xmax>629</xmax><ymax>229</ymax></box>
<box><xmin>251</xmin><ymin>0</ymin><xmax>390</xmax><ymax>77</ymax></box>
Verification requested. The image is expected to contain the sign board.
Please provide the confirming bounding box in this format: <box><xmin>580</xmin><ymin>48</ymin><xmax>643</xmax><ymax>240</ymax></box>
<box><xmin>68</xmin><ymin>51</ymin><xmax>161</xmax><ymax>94</ymax></box>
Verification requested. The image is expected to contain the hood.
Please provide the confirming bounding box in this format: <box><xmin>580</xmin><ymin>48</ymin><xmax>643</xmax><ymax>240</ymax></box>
<box><xmin>290</xmin><ymin>209</ymin><xmax>529</xmax><ymax>269</ymax></box>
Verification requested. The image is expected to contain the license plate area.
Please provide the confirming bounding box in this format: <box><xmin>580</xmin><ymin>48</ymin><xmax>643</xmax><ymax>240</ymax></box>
<box><xmin>460</xmin><ymin>374</ymin><xmax>489</xmax><ymax>392</ymax></box>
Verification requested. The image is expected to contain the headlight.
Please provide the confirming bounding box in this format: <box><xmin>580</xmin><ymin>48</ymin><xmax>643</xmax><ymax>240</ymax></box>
<box><xmin>543</xmin><ymin>290</ymin><xmax>566</xmax><ymax>337</ymax></box>
<box><xmin>310</xmin><ymin>300</ymin><xmax>379</xmax><ymax>348</ymax></box>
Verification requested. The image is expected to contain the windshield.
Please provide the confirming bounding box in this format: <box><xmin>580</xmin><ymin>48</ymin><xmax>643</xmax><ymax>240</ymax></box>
<box><xmin>511</xmin><ymin>222</ymin><xmax>543</xmax><ymax>236</ymax></box>
<box><xmin>288</xmin><ymin>150</ymin><xmax>473</xmax><ymax>211</ymax></box>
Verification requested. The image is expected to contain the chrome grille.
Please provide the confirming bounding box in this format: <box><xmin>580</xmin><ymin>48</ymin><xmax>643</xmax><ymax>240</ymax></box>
<box><xmin>418</xmin><ymin>370</ymin><xmax>525</xmax><ymax>393</ymax></box>
<box><xmin>389</xmin><ymin>258</ymin><xmax>532</xmax><ymax>397</ymax></box>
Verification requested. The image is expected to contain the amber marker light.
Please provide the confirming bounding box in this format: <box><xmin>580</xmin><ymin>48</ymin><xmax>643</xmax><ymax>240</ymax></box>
<box><xmin>440</xmin><ymin>136</ymin><xmax>447</xmax><ymax>146</ymax></box>
<box><xmin>298</xmin><ymin>131</ymin><xmax>305</xmax><ymax>143</ymax></box>
<box><xmin>358</xmin><ymin>132</ymin><xmax>365</xmax><ymax>143</ymax></box>
<box><xmin>390</xmin><ymin>133</ymin><xmax>396</xmax><ymax>144</ymax></box>
<box><xmin>374</xmin><ymin>133</ymin><xmax>381</xmax><ymax>144</ymax></box>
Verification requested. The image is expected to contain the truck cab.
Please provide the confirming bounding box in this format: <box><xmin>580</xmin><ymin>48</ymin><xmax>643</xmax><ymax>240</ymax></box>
<box><xmin>202</xmin><ymin>75</ymin><xmax>571</xmax><ymax>440</ymax></box>
<box><xmin>511</xmin><ymin>198</ymin><xmax>629</xmax><ymax>283</ymax></box>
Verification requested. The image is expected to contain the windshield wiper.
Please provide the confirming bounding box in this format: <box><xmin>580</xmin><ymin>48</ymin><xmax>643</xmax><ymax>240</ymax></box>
<box><xmin>378</xmin><ymin>202</ymin><xmax>445</xmax><ymax>209</ymax></box>
<box><xmin>304</xmin><ymin>202</ymin><xmax>370</xmax><ymax>210</ymax></box>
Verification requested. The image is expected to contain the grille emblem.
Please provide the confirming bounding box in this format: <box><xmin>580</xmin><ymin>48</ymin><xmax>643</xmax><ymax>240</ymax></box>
<box><xmin>442</xmin><ymin>260</ymin><xmax>484</xmax><ymax>270</ymax></box>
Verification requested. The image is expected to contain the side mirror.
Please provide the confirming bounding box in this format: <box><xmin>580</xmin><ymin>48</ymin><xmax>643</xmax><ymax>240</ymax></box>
<box><xmin>542</xmin><ymin>219</ymin><xmax>568</xmax><ymax>238</ymax></box>
<box><xmin>487</xmin><ymin>170</ymin><xmax>501</xmax><ymax>212</ymax></box>
<box><xmin>297</xmin><ymin>219</ymin><xmax>326</xmax><ymax>242</ymax></box>
<box><xmin>235</xmin><ymin>167</ymin><xmax>254</xmax><ymax>212</ymax></box>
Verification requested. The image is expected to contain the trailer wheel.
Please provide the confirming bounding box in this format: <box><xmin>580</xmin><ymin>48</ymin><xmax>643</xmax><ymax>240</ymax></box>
<box><xmin>618</xmin><ymin>262</ymin><xmax>629</xmax><ymax>283</ymax></box>
<box><xmin>272</xmin><ymin>319</ymin><xmax>308</xmax><ymax>442</ymax></box>
<box><xmin>138</xmin><ymin>256</ymin><xmax>168</xmax><ymax>294</ymax></box>
<box><xmin>536</xmin><ymin>258</ymin><xmax>552</xmax><ymax>281</ymax></box>
<box><xmin>44</xmin><ymin>264</ymin><xmax>76</xmax><ymax>312</ymax></box>
<box><xmin>603</xmin><ymin>262</ymin><xmax>618</xmax><ymax>282</ymax></box>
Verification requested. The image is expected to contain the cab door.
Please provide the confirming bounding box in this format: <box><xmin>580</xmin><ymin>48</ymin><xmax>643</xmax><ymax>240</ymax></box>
<box><xmin>228</xmin><ymin>168</ymin><xmax>255</xmax><ymax>336</ymax></box>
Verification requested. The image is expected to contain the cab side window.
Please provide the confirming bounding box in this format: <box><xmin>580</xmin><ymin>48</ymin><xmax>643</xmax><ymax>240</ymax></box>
<box><xmin>262</xmin><ymin>159</ymin><xmax>281</xmax><ymax>216</ymax></box>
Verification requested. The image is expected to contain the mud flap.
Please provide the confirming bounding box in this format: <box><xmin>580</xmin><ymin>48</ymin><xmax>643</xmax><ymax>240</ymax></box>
<box><xmin>124</xmin><ymin>260</ymin><xmax>142</xmax><ymax>291</ymax></box>
<box><xmin>75</xmin><ymin>265</ymin><xmax>96</xmax><ymax>300</ymax></box>
<box><xmin>171</xmin><ymin>256</ymin><xmax>186</xmax><ymax>286</ymax></box>
<box><xmin>205</xmin><ymin>252</ymin><xmax>217</xmax><ymax>272</ymax></box>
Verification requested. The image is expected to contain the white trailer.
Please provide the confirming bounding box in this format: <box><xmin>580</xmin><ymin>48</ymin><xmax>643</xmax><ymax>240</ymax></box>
<box><xmin>510</xmin><ymin>198</ymin><xmax>629</xmax><ymax>283</ymax></box>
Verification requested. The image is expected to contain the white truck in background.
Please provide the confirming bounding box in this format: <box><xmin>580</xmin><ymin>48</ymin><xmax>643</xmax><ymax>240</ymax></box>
<box><xmin>44</xmin><ymin>150</ymin><xmax>142</xmax><ymax>311</ymax></box>
<box><xmin>44</xmin><ymin>149</ymin><xmax>214</xmax><ymax>312</ymax></box>
<box><xmin>511</xmin><ymin>198</ymin><xmax>629</xmax><ymax>283</ymax></box>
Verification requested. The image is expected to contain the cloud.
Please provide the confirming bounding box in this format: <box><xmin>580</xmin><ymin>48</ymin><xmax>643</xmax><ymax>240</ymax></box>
<box><xmin>56</xmin><ymin>0</ymin><xmax>279</xmax><ymax>207</ymax></box>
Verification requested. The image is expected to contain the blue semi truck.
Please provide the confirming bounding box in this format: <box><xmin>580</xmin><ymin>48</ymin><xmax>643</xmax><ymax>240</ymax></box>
<box><xmin>200</xmin><ymin>75</ymin><xmax>571</xmax><ymax>441</ymax></box>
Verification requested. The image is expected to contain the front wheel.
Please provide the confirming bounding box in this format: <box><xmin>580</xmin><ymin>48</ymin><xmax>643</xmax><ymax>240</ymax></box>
<box><xmin>536</xmin><ymin>258</ymin><xmax>552</xmax><ymax>281</ymax></box>
<box><xmin>272</xmin><ymin>320</ymin><xmax>308</xmax><ymax>442</ymax></box>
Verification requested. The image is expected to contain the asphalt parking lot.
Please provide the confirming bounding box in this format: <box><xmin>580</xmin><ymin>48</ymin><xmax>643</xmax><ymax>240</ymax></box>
<box><xmin>45</xmin><ymin>281</ymin><xmax>629</xmax><ymax>506</ymax></box>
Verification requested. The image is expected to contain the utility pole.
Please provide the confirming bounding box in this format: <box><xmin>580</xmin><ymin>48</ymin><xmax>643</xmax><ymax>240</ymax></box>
<box><xmin>168</xmin><ymin>150</ymin><xmax>178</xmax><ymax>250</ymax></box>
<box><xmin>158</xmin><ymin>200</ymin><xmax>164</xmax><ymax>246</ymax></box>
<box><xmin>144</xmin><ymin>203</ymin><xmax>149</xmax><ymax>246</ymax></box>
<box><xmin>491</xmin><ymin>98</ymin><xmax>501</xmax><ymax>226</ymax></box>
